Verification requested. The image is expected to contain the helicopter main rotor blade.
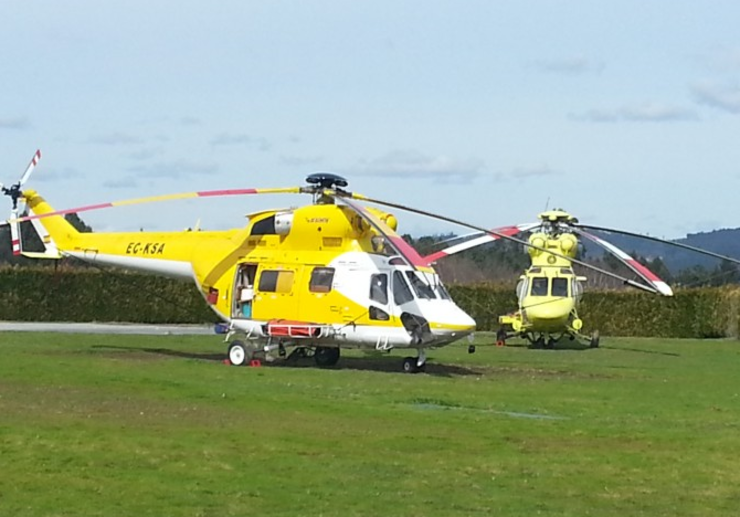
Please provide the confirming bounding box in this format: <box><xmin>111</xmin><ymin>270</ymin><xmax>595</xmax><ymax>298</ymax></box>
<box><xmin>571</xmin><ymin>227</ymin><xmax>673</xmax><ymax>296</ymax></box>
<box><xmin>576</xmin><ymin>223</ymin><xmax>740</xmax><ymax>267</ymax></box>
<box><xmin>331</xmin><ymin>193</ymin><xmax>432</xmax><ymax>272</ymax></box>
<box><xmin>4</xmin><ymin>186</ymin><xmax>304</xmax><ymax>225</ymax></box>
<box><xmin>346</xmin><ymin>192</ymin><xmax>660</xmax><ymax>294</ymax></box>
<box><xmin>423</xmin><ymin>223</ymin><xmax>539</xmax><ymax>264</ymax></box>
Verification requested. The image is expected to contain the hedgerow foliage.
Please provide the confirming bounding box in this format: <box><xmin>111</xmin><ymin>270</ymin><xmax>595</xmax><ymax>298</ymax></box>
<box><xmin>1</xmin><ymin>267</ymin><xmax>738</xmax><ymax>338</ymax></box>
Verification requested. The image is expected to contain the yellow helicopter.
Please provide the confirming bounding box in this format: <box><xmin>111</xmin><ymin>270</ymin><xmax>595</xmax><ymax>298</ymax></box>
<box><xmin>3</xmin><ymin>152</ymin><xmax>475</xmax><ymax>373</ymax></box>
<box><xmin>422</xmin><ymin>208</ymin><xmax>740</xmax><ymax>349</ymax></box>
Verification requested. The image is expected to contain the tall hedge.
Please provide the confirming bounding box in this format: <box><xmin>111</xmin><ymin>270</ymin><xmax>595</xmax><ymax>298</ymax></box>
<box><xmin>1</xmin><ymin>267</ymin><xmax>738</xmax><ymax>338</ymax></box>
<box><xmin>0</xmin><ymin>266</ymin><xmax>214</xmax><ymax>324</ymax></box>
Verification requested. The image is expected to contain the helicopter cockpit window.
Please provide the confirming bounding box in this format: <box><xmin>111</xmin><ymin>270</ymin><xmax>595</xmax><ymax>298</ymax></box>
<box><xmin>434</xmin><ymin>281</ymin><xmax>451</xmax><ymax>300</ymax></box>
<box><xmin>405</xmin><ymin>271</ymin><xmax>435</xmax><ymax>299</ymax></box>
<box><xmin>551</xmin><ymin>277</ymin><xmax>568</xmax><ymax>297</ymax></box>
<box><xmin>250</xmin><ymin>216</ymin><xmax>277</xmax><ymax>236</ymax></box>
<box><xmin>392</xmin><ymin>271</ymin><xmax>414</xmax><ymax>305</ymax></box>
<box><xmin>258</xmin><ymin>270</ymin><xmax>294</xmax><ymax>293</ymax></box>
<box><xmin>530</xmin><ymin>277</ymin><xmax>548</xmax><ymax>296</ymax></box>
<box><xmin>309</xmin><ymin>267</ymin><xmax>335</xmax><ymax>293</ymax></box>
<box><xmin>370</xmin><ymin>273</ymin><xmax>388</xmax><ymax>305</ymax></box>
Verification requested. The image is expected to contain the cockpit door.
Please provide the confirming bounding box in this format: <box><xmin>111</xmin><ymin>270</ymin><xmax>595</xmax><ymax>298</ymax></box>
<box><xmin>368</xmin><ymin>271</ymin><xmax>392</xmax><ymax>322</ymax></box>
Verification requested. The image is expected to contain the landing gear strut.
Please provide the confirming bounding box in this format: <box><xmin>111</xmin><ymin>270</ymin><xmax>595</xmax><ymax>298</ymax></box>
<box><xmin>589</xmin><ymin>330</ymin><xmax>600</xmax><ymax>348</ymax></box>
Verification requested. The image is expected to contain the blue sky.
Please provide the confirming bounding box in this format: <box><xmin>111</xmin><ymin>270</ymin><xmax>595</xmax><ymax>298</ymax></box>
<box><xmin>2</xmin><ymin>1</ymin><xmax>740</xmax><ymax>239</ymax></box>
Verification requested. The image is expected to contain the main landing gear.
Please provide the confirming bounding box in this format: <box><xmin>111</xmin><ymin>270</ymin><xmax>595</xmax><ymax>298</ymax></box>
<box><xmin>313</xmin><ymin>346</ymin><xmax>340</xmax><ymax>367</ymax></box>
<box><xmin>402</xmin><ymin>349</ymin><xmax>427</xmax><ymax>374</ymax></box>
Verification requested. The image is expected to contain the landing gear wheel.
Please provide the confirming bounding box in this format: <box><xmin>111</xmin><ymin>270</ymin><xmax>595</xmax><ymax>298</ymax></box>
<box><xmin>314</xmin><ymin>346</ymin><xmax>340</xmax><ymax>367</ymax></box>
<box><xmin>545</xmin><ymin>338</ymin><xmax>556</xmax><ymax>350</ymax></box>
<box><xmin>589</xmin><ymin>330</ymin><xmax>600</xmax><ymax>349</ymax></box>
<box><xmin>402</xmin><ymin>357</ymin><xmax>418</xmax><ymax>373</ymax></box>
<box><xmin>496</xmin><ymin>327</ymin><xmax>507</xmax><ymax>346</ymax></box>
<box><xmin>532</xmin><ymin>337</ymin><xmax>545</xmax><ymax>349</ymax></box>
<box><xmin>228</xmin><ymin>341</ymin><xmax>248</xmax><ymax>366</ymax></box>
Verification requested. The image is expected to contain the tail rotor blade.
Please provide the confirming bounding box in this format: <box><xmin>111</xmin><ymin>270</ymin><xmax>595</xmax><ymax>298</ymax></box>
<box><xmin>9</xmin><ymin>207</ymin><xmax>21</xmax><ymax>256</ymax></box>
<box><xmin>19</xmin><ymin>149</ymin><xmax>42</xmax><ymax>186</ymax></box>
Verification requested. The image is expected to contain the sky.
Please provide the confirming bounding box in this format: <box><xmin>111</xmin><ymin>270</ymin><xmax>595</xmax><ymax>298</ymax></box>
<box><xmin>2</xmin><ymin>1</ymin><xmax>740</xmax><ymax>240</ymax></box>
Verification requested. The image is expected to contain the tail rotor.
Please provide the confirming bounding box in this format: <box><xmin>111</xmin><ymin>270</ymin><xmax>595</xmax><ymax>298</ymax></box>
<box><xmin>2</xmin><ymin>150</ymin><xmax>42</xmax><ymax>256</ymax></box>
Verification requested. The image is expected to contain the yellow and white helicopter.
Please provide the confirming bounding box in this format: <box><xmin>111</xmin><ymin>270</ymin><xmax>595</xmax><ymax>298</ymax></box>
<box><xmin>3</xmin><ymin>151</ymin><xmax>476</xmax><ymax>373</ymax></box>
<box><xmin>422</xmin><ymin>209</ymin><xmax>740</xmax><ymax>349</ymax></box>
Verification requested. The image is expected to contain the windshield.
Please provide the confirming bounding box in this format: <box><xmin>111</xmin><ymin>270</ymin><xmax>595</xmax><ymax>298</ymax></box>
<box><xmin>405</xmin><ymin>271</ymin><xmax>436</xmax><ymax>300</ymax></box>
<box><xmin>530</xmin><ymin>277</ymin><xmax>548</xmax><ymax>296</ymax></box>
<box><xmin>552</xmin><ymin>277</ymin><xmax>568</xmax><ymax>297</ymax></box>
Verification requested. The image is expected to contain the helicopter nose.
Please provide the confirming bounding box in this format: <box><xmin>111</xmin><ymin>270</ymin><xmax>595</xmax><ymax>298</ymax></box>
<box><xmin>524</xmin><ymin>299</ymin><xmax>573</xmax><ymax>329</ymax></box>
<box><xmin>424</xmin><ymin>303</ymin><xmax>476</xmax><ymax>343</ymax></box>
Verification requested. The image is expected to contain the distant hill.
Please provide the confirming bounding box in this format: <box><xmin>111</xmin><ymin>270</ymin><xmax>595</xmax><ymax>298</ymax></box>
<box><xmin>587</xmin><ymin>228</ymin><xmax>740</xmax><ymax>273</ymax></box>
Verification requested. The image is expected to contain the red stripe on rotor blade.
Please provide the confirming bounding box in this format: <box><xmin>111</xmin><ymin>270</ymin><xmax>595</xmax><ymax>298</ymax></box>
<box><xmin>24</xmin><ymin>202</ymin><xmax>114</xmax><ymax>221</ymax></box>
<box><xmin>387</xmin><ymin>235</ymin><xmax>429</xmax><ymax>267</ymax></box>
<box><xmin>423</xmin><ymin>225</ymin><xmax>522</xmax><ymax>264</ymax></box>
<box><xmin>197</xmin><ymin>188</ymin><xmax>259</xmax><ymax>197</ymax></box>
<box><xmin>625</xmin><ymin>258</ymin><xmax>661</xmax><ymax>282</ymax></box>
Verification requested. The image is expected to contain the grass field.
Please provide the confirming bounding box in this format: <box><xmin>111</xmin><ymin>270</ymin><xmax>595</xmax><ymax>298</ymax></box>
<box><xmin>1</xmin><ymin>332</ymin><xmax>739</xmax><ymax>516</ymax></box>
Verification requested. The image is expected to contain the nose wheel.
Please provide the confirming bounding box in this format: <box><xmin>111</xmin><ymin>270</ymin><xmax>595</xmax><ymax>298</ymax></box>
<box><xmin>402</xmin><ymin>349</ymin><xmax>426</xmax><ymax>373</ymax></box>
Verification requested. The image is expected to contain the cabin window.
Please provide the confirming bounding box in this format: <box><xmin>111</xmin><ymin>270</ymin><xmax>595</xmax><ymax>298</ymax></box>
<box><xmin>392</xmin><ymin>271</ymin><xmax>414</xmax><ymax>305</ymax></box>
<box><xmin>369</xmin><ymin>306</ymin><xmax>390</xmax><ymax>321</ymax></box>
<box><xmin>530</xmin><ymin>277</ymin><xmax>548</xmax><ymax>296</ymax></box>
<box><xmin>309</xmin><ymin>267</ymin><xmax>335</xmax><ymax>293</ymax></box>
<box><xmin>370</xmin><ymin>273</ymin><xmax>388</xmax><ymax>305</ymax></box>
<box><xmin>552</xmin><ymin>278</ymin><xmax>568</xmax><ymax>297</ymax></box>
<box><xmin>258</xmin><ymin>270</ymin><xmax>294</xmax><ymax>293</ymax></box>
<box><xmin>405</xmin><ymin>271</ymin><xmax>435</xmax><ymax>299</ymax></box>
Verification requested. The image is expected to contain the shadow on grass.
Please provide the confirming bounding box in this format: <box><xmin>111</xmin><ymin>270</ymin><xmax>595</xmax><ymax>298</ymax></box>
<box><xmin>91</xmin><ymin>345</ymin><xmax>224</xmax><ymax>362</ymax></box>
<box><xmin>91</xmin><ymin>345</ymin><xmax>481</xmax><ymax>377</ymax></box>
<box><xmin>476</xmin><ymin>340</ymin><xmax>593</xmax><ymax>351</ymax></box>
<box><xmin>600</xmin><ymin>344</ymin><xmax>681</xmax><ymax>357</ymax></box>
<box><xmin>275</xmin><ymin>353</ymin><xmax>481</xmax><ymax>377</ymax></box>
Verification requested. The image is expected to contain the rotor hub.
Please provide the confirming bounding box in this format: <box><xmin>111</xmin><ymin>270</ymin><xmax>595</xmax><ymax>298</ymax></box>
<box><xmin>305</xmin><ymin>172</ymin><xmax>349</xmax><ymax>191</ymax></box>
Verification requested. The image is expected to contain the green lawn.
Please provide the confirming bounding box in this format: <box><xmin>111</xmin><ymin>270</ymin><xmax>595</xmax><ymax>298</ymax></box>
<box><xmin>1</xmin><ymin>332</ymin><xmax>739</xmax><ymax>516</ymax></box>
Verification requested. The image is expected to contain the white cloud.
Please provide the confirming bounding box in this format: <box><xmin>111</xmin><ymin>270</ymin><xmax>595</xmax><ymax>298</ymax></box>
<box><xmin>499</xmin><ymin>165</ymin><xmax>564</xmax><ymax>181</ymax></box>
<box><xmin>210</xmin><ymin>133</ymin><xmax>271</xmax><ymax>151</ymax></box>
<box><xmin>0</xmin><ymin>117</ymin><xmax>30</xmax><ymax>130</ymax></box>
<box><xmin>350</xmin><ymin>150</ymin><xmax>483</xmax><ymax>184</ymax></box>
<box><xmin>103</xmin><ymin>176</ymin><xmax>139</xmax><ymax>189</ymax></box>
<box><xmin>31</xmin><ymin>167</ymin><xmax>84</xmax><ymax>182</ymax></box>
<box><xmin>89</xmin><ymin>132</ymin><xmax>145</xmax><ymax>145</ymax></box>
<box><xmin>280</xmin><ymin>155</ymin><xmax>324</xmax><ymax>167</ymax></box>
<box><xmin>127</xmin><ymin>160</ymin><xmax>219</xmax><ymax>179</ymax></box>
<box><xmin>691</xmin><ymin>81</ymin><xmax>740</xmax><ymax>114</ymax></box>
<box><xmin>571</xmin><ymin>102</ymin><xmax>699</xmax><ymax>122</ymax></box>
<box><xmin>128</xmin><ymin>147</ymin><xmax>165</xmax><ymax>161</ymax></box>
